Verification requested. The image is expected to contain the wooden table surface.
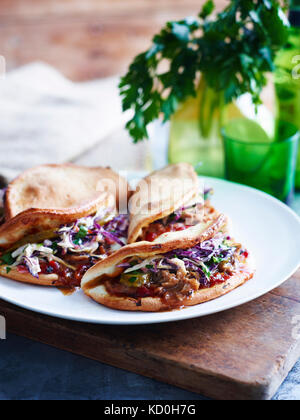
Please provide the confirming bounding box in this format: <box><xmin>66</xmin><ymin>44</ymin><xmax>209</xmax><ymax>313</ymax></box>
<box><xmin>0</xmin><ymin>0</ymin><xmax>227</xmax><ymax>80</ymax></box>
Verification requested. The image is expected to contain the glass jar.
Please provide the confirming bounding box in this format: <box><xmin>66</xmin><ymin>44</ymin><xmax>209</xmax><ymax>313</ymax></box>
<box><xmin>168</xmin><ymin>77</ymin><xmax>242</xmax><ymax>178</ymax></box>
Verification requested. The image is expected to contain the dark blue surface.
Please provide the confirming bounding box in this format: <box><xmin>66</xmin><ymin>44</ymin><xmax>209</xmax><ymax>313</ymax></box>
<box><xmin>0</xmin><ymin>334</ymin><xmax>299</xmax><ymax>400</ymax></box>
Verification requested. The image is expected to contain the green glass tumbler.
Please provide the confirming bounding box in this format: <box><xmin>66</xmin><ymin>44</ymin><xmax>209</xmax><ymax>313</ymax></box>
<box><xmin>222</xmin><ymin>119</ymin><xmax>299</xmax><ymax>204</ymax></box>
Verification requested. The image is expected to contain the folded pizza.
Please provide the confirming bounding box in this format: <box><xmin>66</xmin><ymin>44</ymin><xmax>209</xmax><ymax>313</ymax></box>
<box><xmin>81</xmin><ymin>214</ymin><xmax>254</xmax><ymax>311</ymax></box>
<box><xmin>128</xmin><ymin>163</ymin><xmax>218</xmax><ymax>244</ymax></box>
<box><xmin>0</xmin><ymin>165</ymin><xmax>130</xmax><ymax>287</ymax></box>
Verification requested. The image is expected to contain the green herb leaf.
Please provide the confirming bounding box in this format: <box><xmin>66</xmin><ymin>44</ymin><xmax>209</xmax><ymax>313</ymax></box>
<box><xmin>170</xmin><ymin>22</ymin><xmax>191</xmax><ymax>42</ymax></box>
<box><xmin>130</xmin><ymin>261</ymin><xmax>138</xmax><ymax>267</ymax></box>
<box><xmin>201</xmin><ymin>262</ymin><xmax>211</xmax><ymax>279</ymax></box>
<box><xmin>200</xmin><ymin>0</ymin><xmax>215</xmax><ymax>19</ymax></box>
<box><xmin>6</xmin><ymin>267</ymin><xmax>11</xmax><ymax>274</ymax></box>
<box><xmin>120</xmin><ymin>0</ymin><xmax>289</xmax><ymax>143</ymax></box>
<box><xmin>1</xmin><ymin>252</ymin><xmax>15</xmax><ymax>266</ymax></box>
<box><xmin>75</xmin><ymin>226</ymin><xmax>88</xmax><ymax>240</ymax></box>
<box><xmin>204</xmin><ymin>189</ymin><xmax>213</xmax><ymax>201</ymax></box>
<box><xmin>212</xmin><ymin>256</ymin><xmax>223</xmax><ymax>264</ymax></box>
<box><xmin>51</xmin><ymin>242</ymin><xmax>58</xmax><ymax>251</ymax></box>
<box><xmin>263</xmin><ymin>0</ymin><xmax>272</xmax><ymax>9</ymax></box>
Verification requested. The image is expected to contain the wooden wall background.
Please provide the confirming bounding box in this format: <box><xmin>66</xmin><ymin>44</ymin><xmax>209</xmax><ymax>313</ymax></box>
<box><xmin>0</xmin><ymin>0</ymin><xmax>227</xmax><ymax>80</ymax></box>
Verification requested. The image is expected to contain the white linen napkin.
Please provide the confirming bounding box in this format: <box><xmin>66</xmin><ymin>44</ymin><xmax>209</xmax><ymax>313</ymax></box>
<box><xmin>0</xmin><ymin>62</ymin><xmax>127</xmax><ymax>181</ymax></box>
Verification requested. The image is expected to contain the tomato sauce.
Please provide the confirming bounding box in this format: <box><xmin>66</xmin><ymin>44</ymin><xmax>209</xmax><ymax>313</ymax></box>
<box><xmin>144</xmin><ymin>222</ymin><xmax>189</xmax><ymax>242</ymax></box>
<box><xmin>18</xmin><ymin>260</ymin><xmax>91</xmax><ymax>288</ymax></box>
<box><xmin>202</xmin><ymin>272</ymin><xmax>231</xmax><ymax>289</ymax></box>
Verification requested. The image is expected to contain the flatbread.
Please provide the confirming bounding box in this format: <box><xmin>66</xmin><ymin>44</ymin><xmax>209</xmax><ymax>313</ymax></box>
<box><xmin>128</xmin><ymin>163</ymin><xmax>200</xmax><ymax>244</ymax></box>
<box><xmin>0</xmin><ymin>266</ymin><xmax>61</xmax><ymax>286</ymax></box>
<box><xmin>5</xmin><ymin>164</ymin><xmax>129</xmax><ymax>220</ymax></box>
<box><xmin>0</xmin><ymin>193</ymin><xmax>114</xmax><ymax>252</ymax></box>
<box><xmin>0</xmin><ymin>190</ymin><xmax>117</xmax><ymax>286</ymax></box>
<box><xmin>80</xmin><ymin>214</ymin><xmax>252</xmax><ymax>312</ymax></box>
<box><xmin>0</xmin><ymin>164</ymin><xmax>125</xmax><ymax>285</ymax></box>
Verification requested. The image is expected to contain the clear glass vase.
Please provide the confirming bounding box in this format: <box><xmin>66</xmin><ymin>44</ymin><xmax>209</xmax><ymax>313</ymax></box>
<box><xmin>168</xmin><ymin>78</ymin><xmax>242</xmax><ymax>178</ymax></box>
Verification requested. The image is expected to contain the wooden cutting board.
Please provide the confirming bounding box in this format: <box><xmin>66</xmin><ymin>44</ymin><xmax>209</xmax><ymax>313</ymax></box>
<box><xmin>1</xmin><ymin>269</ymin><xmax>300</xmax><ymax>400</ymax></box>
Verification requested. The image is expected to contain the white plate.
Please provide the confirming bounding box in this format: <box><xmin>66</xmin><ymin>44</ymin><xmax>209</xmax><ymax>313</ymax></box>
<box><xmin>1</xmin><ymin>176</ymin><xmax>300</xmax><ymax>325</ymax></box>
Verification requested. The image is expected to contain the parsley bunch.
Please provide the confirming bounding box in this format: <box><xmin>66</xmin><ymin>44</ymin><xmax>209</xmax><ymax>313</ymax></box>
<box><xmin>120</xmin><ymin>0</ymin><xmax>289</xmax><ymax>143</ymax></box>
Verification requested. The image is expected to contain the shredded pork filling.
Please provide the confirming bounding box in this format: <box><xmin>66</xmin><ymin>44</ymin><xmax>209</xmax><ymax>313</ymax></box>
<box><xmin>107</xmin><ymin>235</ymin><xmax>248</xmax><ymax>308</ymax></box>
<box><xmin>141</xmin><ymin>200</ymin><xmax>218</xmax><ymax>242</ymax></box>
